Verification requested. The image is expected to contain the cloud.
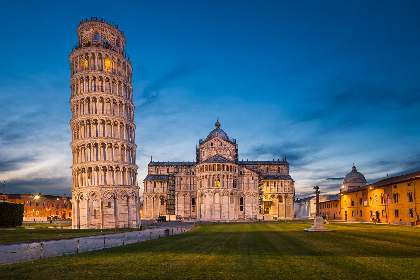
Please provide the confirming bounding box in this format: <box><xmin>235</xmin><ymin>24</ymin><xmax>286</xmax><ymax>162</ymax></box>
<box><xmin>0</xmin><ymin>154</ymin><xmax>39</xmax><ymax>172</ymax></box>
<box><xmin>139</xmin><ymin>61</ymin><xmax>203</xmax><ymax>107</ymax></box>
<box><xmin>5</xmin><ymin>176</ymin><xmax>72</xmax><ymax>196</ymax></box>
<box><xmin>248</xmin><ymin>140</ymin><xmax>323</xmax><ymax>168</ymax></box>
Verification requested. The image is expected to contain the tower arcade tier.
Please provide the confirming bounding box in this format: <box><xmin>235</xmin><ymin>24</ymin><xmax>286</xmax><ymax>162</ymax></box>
<box><xmin>69</xmin><ymin>17</ymin><xmax>140</xmax><ymax>229</ymax></box>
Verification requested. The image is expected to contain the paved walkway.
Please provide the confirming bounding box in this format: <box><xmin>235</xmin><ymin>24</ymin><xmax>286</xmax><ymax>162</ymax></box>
<box><xmin>0</xmin><ymin>222</ymin><xmax>195</xmax><ymax>265</ymax></box>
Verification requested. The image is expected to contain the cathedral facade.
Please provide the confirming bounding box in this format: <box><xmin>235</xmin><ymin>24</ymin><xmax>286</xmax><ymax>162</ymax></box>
<box><xmin>143</xmin><ymin>121</ymin><xmax>295</xmax><ymax>221</ymax></box>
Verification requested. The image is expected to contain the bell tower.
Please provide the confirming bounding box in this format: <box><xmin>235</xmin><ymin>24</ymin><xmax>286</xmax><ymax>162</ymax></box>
<box><xmin>69</xmin><ymin>17</ymin><xmax>140</xmax><ymax>229</ymax></box>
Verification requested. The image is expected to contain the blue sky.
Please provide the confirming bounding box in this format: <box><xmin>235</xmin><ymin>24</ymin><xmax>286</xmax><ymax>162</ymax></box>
<box><xmin>1</xmin><ymin>0</ymin><xmax>420</xmax><ymax>198</ymax></box>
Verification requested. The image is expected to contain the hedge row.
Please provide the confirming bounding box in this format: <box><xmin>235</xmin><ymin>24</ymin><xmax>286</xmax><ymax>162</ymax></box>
<box><xmin>0</xmin><ymin>202</ymin><xmax>24</xmax><ymax>227</ymax></box>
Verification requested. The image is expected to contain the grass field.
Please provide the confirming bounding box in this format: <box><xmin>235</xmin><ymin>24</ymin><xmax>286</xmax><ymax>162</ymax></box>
<box><xmin>1</xmin><ymin>223</ymin><xmax>420</xmax><ymax>279</ymax></box>
<box><xmin>0</xmin><ymin>227</ymin><xmax>140</xmax><ymax>244</ymax></box>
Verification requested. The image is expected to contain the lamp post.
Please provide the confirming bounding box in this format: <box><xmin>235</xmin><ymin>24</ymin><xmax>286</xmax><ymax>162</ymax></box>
<box><xmin>2</xmin><ymin>181</ymin><xmax>5</xmax><ymax>201</ymax></box>
<box><xmin>33</xmin><ymin>194</ymin><xmax>40</xmax><ymax>221</ymax></box>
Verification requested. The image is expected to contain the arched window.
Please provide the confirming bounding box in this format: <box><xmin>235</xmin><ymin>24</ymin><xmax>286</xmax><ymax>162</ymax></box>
<box><xmin>96</xmin><ymin>33</ymin><xmax>99</xmax><ymax>40</ymax></box>
<box><xmin>108</xmin><ymin>201</ymin><xmax>111</xmax><ymax>208</ymax></box>
<box><xmin>239</xmin><ymin>197</ymin><xmax>244</xmax><ymax>211</ymax></box>
<box><xmin>191</xmin><ymin>197</ymin><xmax>196</xmax><ymax>212</ymax></box>
<box><xmin>105</xmin><ymin>58</ymin><xmax>111</xmax><ymax>72</ymax></box>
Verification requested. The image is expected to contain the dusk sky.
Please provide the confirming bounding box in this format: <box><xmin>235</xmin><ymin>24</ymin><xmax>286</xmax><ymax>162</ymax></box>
<box><xmin>1</xmin><ymin>0</ymin><xmax>420</xmax><ymax>198</ymax></box>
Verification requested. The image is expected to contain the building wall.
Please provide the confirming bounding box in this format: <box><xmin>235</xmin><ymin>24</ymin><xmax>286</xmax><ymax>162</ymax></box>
<box><xmin>341</xmin><ymin>177</ymin><xmax>420</xmax><ymax>225</ymax></box>
<box><xmin>1</xmin><ymin>193</ymin><xmax>72</xmax><ymax>219</ymax></box>
<box><xmin>319</xmin><ymin>199</ymin><xmax>341</xmax><ymax>220</ymax></box>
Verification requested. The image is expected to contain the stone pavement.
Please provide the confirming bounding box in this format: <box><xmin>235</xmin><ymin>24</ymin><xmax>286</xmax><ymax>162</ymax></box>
<box><xmin>0</xmin><ymin>222</ymin><xmax>195</xmax><ymax>265</ymax></box>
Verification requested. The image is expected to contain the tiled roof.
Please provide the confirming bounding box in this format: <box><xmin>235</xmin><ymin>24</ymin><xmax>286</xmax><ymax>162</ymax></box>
<box><xmin>370</xmin><ymin>170</ymin><xmax>420</xmax><ymax>187</ymax></box>
<box><xmin>149</xmin><ymin>162</ymin><xmax>196</xmax><ymax>166</ymax></box>
<box><xmin>144</xmin><ymin>175</ymin><xmax>169</xmax><ymax>181</ymax></box>
<box><xmin>239</xmin><ymin>160</ymin><xmax>288</xmax><ymax>165</ymax></box>
<box><xmin>341</xmin><ymin>185</ymin><xmax>368</xmax><ymax>194</ymax></box>
<box><xmin>201</xmin><ymin>156</ymin><xmax>235</xmax><ymax>164</ymax></box>
<box><xmin>262</xmin><ymin>174</ymin><xmax>293</xmax><ymax>180</ymax></box>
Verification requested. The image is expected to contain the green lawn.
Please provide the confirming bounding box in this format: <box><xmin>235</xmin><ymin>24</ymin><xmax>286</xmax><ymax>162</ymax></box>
<box><xmin>0</xmin><ymin>227</ymin><xmax>140</xmax><ymax>244</ymax></box>
<box><xmin>20</xmin><ymin>222</ymin><xmax>73</xmax><ymax>228</ymax></box>
<box><xmin>1</xmin><ymin>223</ymin><xmax>420</xmax><ymax>279</ymax></box>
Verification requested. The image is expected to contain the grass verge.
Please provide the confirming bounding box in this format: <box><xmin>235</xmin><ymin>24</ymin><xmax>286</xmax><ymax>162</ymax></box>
<box><xmin>0</xmin><ymin>227</ymin><xmax>140</xmax><ymax>244</ymax></box>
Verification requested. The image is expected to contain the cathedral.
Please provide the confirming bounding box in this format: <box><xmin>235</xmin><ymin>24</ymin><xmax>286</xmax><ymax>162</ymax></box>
<box><xmin>143</xmin><ymin>121</ymin><xmax>295</xmax><ymax>221</ymax></box>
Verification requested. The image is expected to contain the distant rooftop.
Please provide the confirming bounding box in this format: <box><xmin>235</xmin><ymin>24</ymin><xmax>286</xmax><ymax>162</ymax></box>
<box><xmin>201</xmin><ymin>156</ymin><xmax>235</xmax><ymax>164</ymax></box>
<box><xmin>238</xmin><ymin>160</ymin><xmax>288</xmax><ymax>165</ymax></box>
<box><xmin>149</xmin><ymin>161</ymin><xmax>196</xmax><ymax>166</ymax></box>
<box><xmin>144</xmin><ymin>175</ymin><xmax>169</xmax><ymax>181</ymax></box>
<box><xmin>262</xmin><ymin>174</ymin><xmax>293</xmax><ymax>180</ymax></box>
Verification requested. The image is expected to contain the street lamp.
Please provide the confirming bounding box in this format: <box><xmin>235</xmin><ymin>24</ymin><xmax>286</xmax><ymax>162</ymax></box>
<box><xmin>2</xmin><ymin>181</ymin><xmax>5</xmax><ymax>201</ymax></box>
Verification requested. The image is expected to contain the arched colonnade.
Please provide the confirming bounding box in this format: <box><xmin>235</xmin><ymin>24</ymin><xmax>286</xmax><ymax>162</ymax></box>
<box><xmin>70</xmin><ymin>50</ymin><xmax>132</xmax><ymax>82</ymax></box>
<box><xmin>70</xmin><ymin>74</ymin><xmax>133</xmax><ymax>101</ymax></box>
<box><xmin>72</xmin><ymin>164</ymin><xmax>137</xmax><ymax>188</ymax></box>
<box><xmin>71</xmin><ymin>140</ymin><xmax>136</xmax><ymax>165</ymax></box>
<box><xmin>71</xmin><ymin>117</ymin><xmax>135</xmax><ymax>143</ymax></box>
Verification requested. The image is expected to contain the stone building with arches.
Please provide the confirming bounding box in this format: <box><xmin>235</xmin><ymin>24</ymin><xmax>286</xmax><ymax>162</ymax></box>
<box><xmin>69</xmin><ymin>17</ymin><xmax>140</xmax><ymax>229</ymax></box>
<box><xmin>143</xmin><ymin>121</ymin><xmax>295</xmax><ymax>221</ymax></box>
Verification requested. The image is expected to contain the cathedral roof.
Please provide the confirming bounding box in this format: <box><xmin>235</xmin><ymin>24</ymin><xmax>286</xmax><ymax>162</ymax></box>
<box><xmin>262</xmin><ymin>174</ymin><xmax>293</xmax><ymax>180</ymax></box>
<box><xmin>343</xmin><ymin>165</ymin><xmax>366</xmax><ymax>184</ymax></box>
<box><xmin>144</xmin><ymin>175</ymin><xmax>169</xmax><ymax>181</ymax></box>
<box><xmin>238</xmin><ymin>160</ymin><xmax>288</xmax><ymax>165</ymax></box>
<box><xmin>149</xmin><ymin>161</ymin><xmax>196</xmax><ymax>166</ymax></box>
<box><xmin>206</xmin><ymin>121</ymin><xmax>229</xmax><ymax>142</ymax></box>
<box><xmin>201</xmin><ymin>156</ymin><xmax>235</xmax><ymax>164</ymax></box>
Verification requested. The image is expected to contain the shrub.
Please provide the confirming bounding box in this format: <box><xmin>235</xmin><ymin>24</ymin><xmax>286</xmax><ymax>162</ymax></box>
<box><xmin>0</xmin><ymin>202</ymin><xmax>24</xmax><ymax>227</ymax></box>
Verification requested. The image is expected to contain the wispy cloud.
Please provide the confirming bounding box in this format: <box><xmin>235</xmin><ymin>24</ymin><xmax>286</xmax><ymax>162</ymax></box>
<box><xmin>138</xmin><ymin>61</ymin><xmax>203</xmax><ymax>107</ymax></box>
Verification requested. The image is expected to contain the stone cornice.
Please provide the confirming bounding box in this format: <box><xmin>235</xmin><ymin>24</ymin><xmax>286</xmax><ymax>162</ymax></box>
<box><xmin>70</xmin><ymin>138</ymin><xmax>137</xmax><ymax>149</ymax></box>
<box><xmin>69</xmin><ymin>114</ymin><xmax>135</xmax><ymax>127</ymax></box>
<box><xmin>70</xmin><ymin>47</ymin><xmax>132</xmax><ymax>70</ymax></box>
<box><xmin>71</xmin><ymin>161</ymin><xmax>138</xmax><ymax>171</ymax></box>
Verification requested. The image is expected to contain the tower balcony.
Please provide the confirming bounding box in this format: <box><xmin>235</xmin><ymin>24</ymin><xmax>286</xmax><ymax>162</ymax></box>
<box><xmin>72</xmin><ymin>41</ymin><xmax>130</xmax><ymax>61</ymax></box>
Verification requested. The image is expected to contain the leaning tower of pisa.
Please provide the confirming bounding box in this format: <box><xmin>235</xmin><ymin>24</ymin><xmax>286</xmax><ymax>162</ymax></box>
<box><xmin>69</xmin><ymin>17</ymin><xmax>140</xmax><ymax>229</ymax></box>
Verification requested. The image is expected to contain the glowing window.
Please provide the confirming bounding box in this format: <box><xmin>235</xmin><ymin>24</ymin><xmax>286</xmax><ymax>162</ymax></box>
<box><xmin>85</xmin><ymin>59</ymin><xmax>88</xmax><ymax>70</ymax></box>
<box><xmin>105</xmin><ymin>58</ymin><xmax>111</xmax><ymax>72</ymax></box>
<box><xmin>215</xmin><ymin>179</ymin><xmax>220</xmax><ymax>187</ymax></box>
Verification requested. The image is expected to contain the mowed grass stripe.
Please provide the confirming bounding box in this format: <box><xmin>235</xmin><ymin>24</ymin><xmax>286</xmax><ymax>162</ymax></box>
<box><xmin>263</xmin><ymin>223</ymin><xmax>420</xmax><ymax>279</ymax></box>
<box><xmin>1</xmin><ymin>223</ymin><xmax>420</xmax><ymax>279</ymax></box>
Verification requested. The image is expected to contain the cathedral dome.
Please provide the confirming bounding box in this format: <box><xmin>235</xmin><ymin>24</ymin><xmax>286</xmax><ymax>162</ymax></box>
<box><xmin>206</xmin><ymin>121</ymin><xmax>229</xmax><ymax>141</ymax></box>
<box><xmin>343</xmin><ymin>165</ymin><xmax>366</xmax><ymax>184</ymax></box>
